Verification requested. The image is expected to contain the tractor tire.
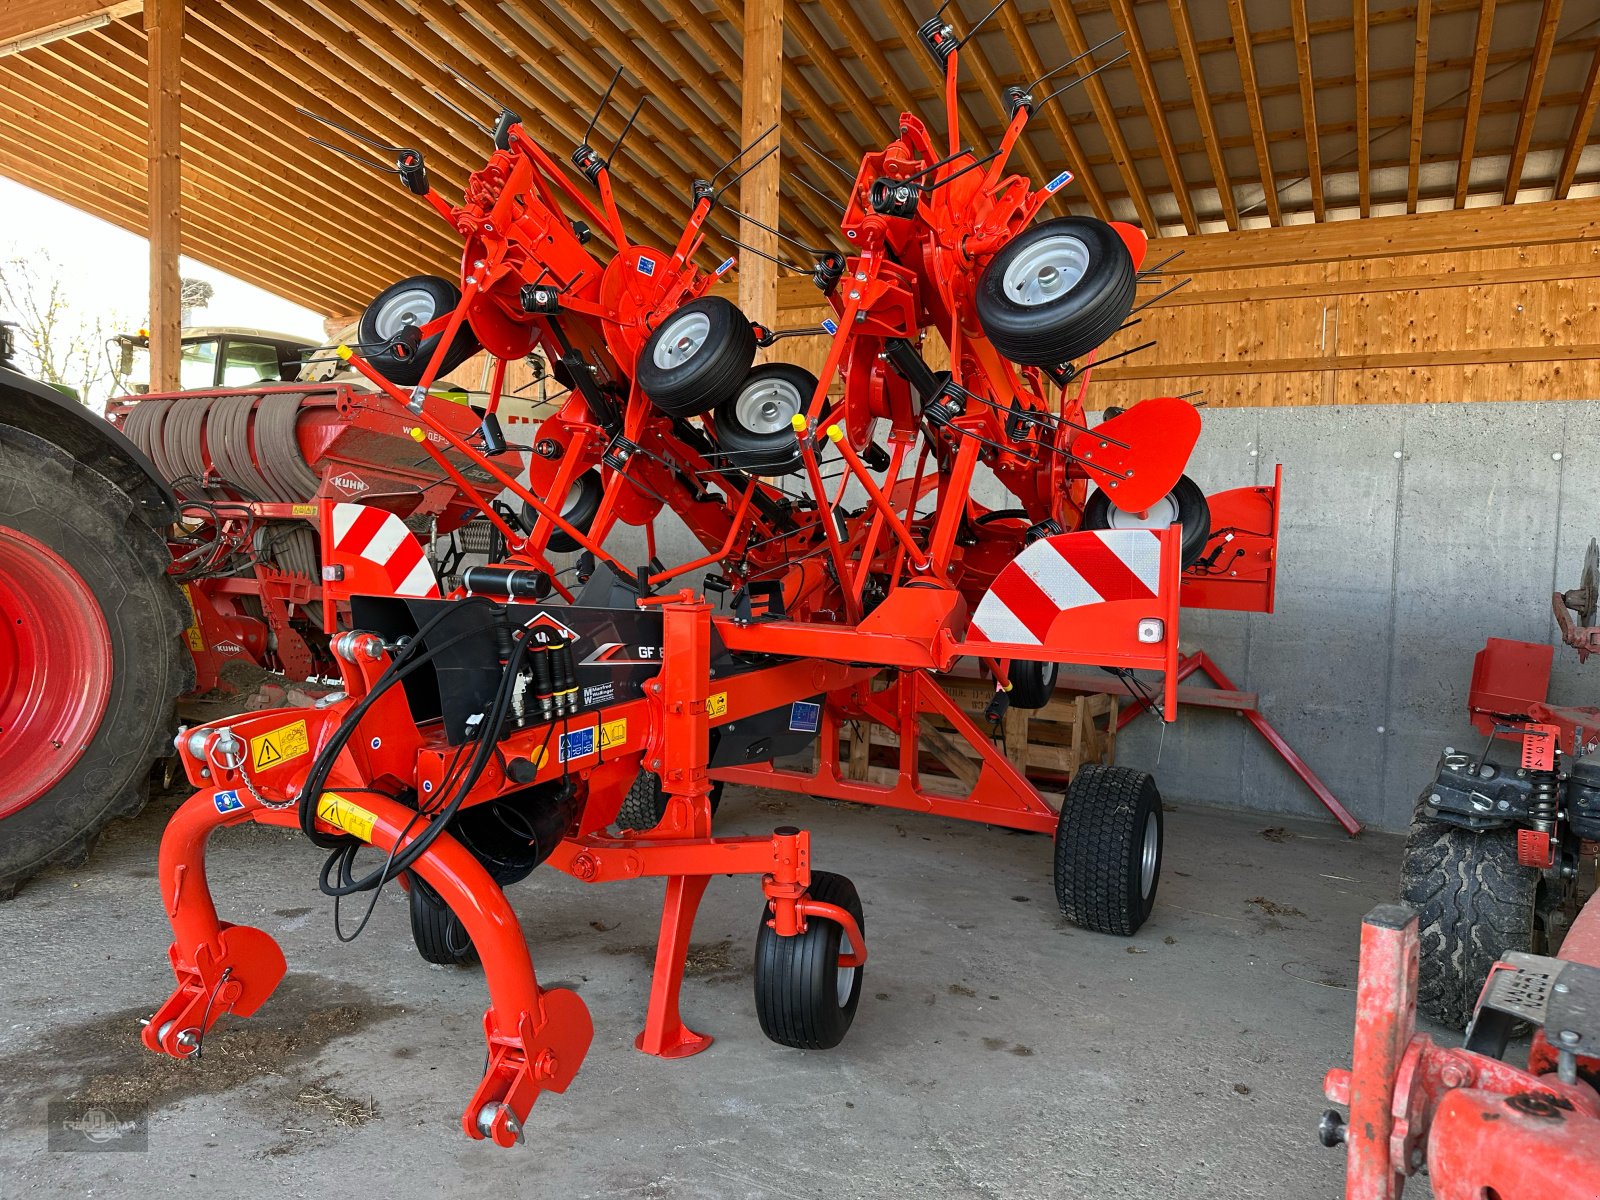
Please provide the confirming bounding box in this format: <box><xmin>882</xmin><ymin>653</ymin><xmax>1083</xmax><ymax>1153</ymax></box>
<box><xmin>754</xmin><ymin>869</ymin><xmax>864</xmax><ymax>1050</ymax></box>
<box><xmin>1082</xmin><ymin>474</ymin><xmax>1213</xmax><ymax>568</ymax></box>
<box><xmin>709</xmin><ymin>364</ymin><xmax>813</xmax><ymax>477</ymax></box>
<box><xmin>1008</xmin><ymin>660</ymin><xmax>1058</xmax><ymax>709</ymax></box>
<box><xmin>532</xmin><ymin>468</ymin><xmax>603</xmax><ymax>554</ymax></box>
<box><xmin>358</xmin><ymin>274</ymin><xmax>481</xmax><ymax>387</ymax></box>
<box><xmin>407</xmin><ymin>877</ymin><xmax>477</xmax><ymax>966</ymax></box>
<box><xmin>636</xmin><ymin>297</ymin><xmax>757</xmax><ymax>418</ymax></box>
<box><xmin>0</xmin><ymin>425</ymin><xmax>191</xmax><ymax>898</ymax></box>
<box><xmin>615</xmin><ymin>770</ymin><xmax>722</xmax><ymax>832</ymax></box>
<box><xmin>1400</xmin><ymin>811</ymin><xmax>1538</xmax><ymax>1031</ymax></box>
<box><xmin>1054</xmin><ymin>764</ymin><xmax>1163</xmax><ymax>936</ymax></box>
<box><xmin>975</xmin><ymin>216</ymin><xmax>1136</xmax><ymax>368</ymax></box>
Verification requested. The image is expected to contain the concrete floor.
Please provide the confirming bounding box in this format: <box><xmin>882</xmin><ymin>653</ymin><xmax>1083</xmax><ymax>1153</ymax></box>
<box><xmin>0</xmin><ymin>786</ymin><xmax>1438</xmax><ymax>1198</ymax></box>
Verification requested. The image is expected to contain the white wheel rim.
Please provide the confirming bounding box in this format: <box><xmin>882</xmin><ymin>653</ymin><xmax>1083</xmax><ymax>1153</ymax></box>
<box><xmin>836</xmin><ymin>931</ymin><xmax>857</xmax><ymax>1007</ymax></box>
<box><xmin>1102</xmin><ymin>492</ymin><xmax>1180</xmax><ymax>530</ymax></box>
<box><xmin>735</xmin><ymin>376</ymin><xmax>804</xmax><ymax>435</ymax></box>
<box><xmin>372</xmin><ymin>287</ymin><xmax>439</xmax><ymax>340</ymax></box>
<box><xmin>1003</xmin><ymin>234</ymin><xmax>1091</xmax><ymax>306</ymax></box>
<box><xmin>560</xmin><ymin>475</ymin><xmax>590</xmax><ymax>520</ymax></box>
<box><xmin>1140</xmin><ymin>811</ymin><xmax>1159</xmax><ymax>899</ymax></box>
<box><xmin>652</xmin><ymin>311</ymin><xmax>711</xmax><ymax>370</ymax></box>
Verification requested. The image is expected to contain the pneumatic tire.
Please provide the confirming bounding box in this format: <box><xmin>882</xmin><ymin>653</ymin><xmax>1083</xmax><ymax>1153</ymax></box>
<box><xmin>709</xmin><ymin>363</ymin><xmax>813</xmax><ymax>477</ymax></box>
<box><xmin>358</xmin><ymin>275</ymin><xmax>481</xmax><ymax>387</ymax></box>
<box><xmin>0</xmin><ymin>425</ymin><xmax>191</xmax><ymax>898</ymax></box>
<box><xmin>615</xmin><ymin>770</ymin><xmax>722</xmax><ymax>831</ymax></box>
<box><xmin>1054</xmin><ymin>764</ymin><xmax>1163</xmax><ymax>935</ymax></box>
<box><xmin>975</xmin><ymin>216</ymin><xmax>1136</xmax><ymax>367</ymax></box>
<box><xmin>407</xmin><ymin>877</ymin><xmax>477</xmax><ymax>966</ymax></box>
<box><xmin>532</xmin><ymin>468</ymin><xmax>603</xmax><ymax>554</ymax></box>
<box><xmin>636</xmin><ymin>297</ymin><xmax>757</xmax><ymax>418</ymax></box>
<box><xmin>1008</xmin><ymin>660</ymin><xmax>1059</xmax><ymax>709</ymax></box>
<box><xmin>1401</xmin><ymin>809</ymin><xmax>1538</xmax><ymax>1030</ymax></box>
<box><xmin>754</xmin><ymin>870</ymin><xmax>864</xmax><ymax>1050</ymax></box>
<box><xmin>1082</xmin><ymin>474</ymin><xmax>1212</xmax><ymax>568</ymax></box>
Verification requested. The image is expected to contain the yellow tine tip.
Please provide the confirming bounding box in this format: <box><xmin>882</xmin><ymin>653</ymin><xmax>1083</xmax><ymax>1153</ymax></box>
<box><xmin>790</xmin><ymin>414</ymin><xmax>808</xmax><ymax>433</ymax></box>
<box><xmin>825</xmin><ymin>424</ymin><xmax>844</xmax><ymax>443</ymax></box>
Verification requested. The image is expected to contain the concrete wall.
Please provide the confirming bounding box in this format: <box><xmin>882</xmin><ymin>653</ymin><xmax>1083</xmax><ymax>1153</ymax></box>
<box><xmin>595</xmin><ymin>400</ymin><xmax>1599</xmax><ymax>834</ymax></box>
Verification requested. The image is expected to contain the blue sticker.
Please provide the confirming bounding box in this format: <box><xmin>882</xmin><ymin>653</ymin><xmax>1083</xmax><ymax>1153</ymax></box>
<box><xmin>636</xmin><ymin>255</ymin><xmax>657</xmax><ymax>277</ymax></box>
<box><xmin>1045</xmin><ymin>170</ymin><xmax>1073</xmax><ymax>194</ymax></box>
<box><xmin>788</xmin><ymin>701</ymin><xmax>821</xmax><ymax>734</ymax></box>
<box><xmin>821</xmin><ymin>318</ymin><xmax>838</xmax><ymax>335</ymax></box>
<box><xmin>213</xmin><ymin>789</ymin><xmax>244</xmax><ymax>814</ymax></box>
<box><xmin>715</xmin><ymin>256</ymin><xmax>735</xmax><ymax>276</ymax></box>
<box><xmin>559</xmin><ymin>727</ymin><xmax>597</xmax><ymax>762</ymax></box>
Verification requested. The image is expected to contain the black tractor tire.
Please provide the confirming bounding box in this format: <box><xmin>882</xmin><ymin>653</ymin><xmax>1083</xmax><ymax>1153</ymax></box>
<box><xmin>975</xmin><ymin>216</ymin><xmax>1137</xmax><ymax>367</ymax></box>
<box><xmin>407</xmin><ymin>877</ymin><xmax>477</xmax><ymax>966</ymax></box>
<box><xmin>636</xmin><ymin>297</ymin><xmax>757</xmax><ymax>418</ymax></box>
<box><xmin>709</xmin><ymin>363</ymin><xmax>814</xmax><ymax>477</ymax></box>
<box><xmin>1400</xmin><ymin>813</ymin><xmax>1539</xmax><ymax>1031</ymax></box>
<box><xmin>1082</xmin><ymin>473</ymin><xmax>1213</xmax><ymax>569</ymax></box>
<box><xmin>531</xmin><ymin>468</ymin><xmax>603</xmax><ymax>554</ymax></box>
<box><xmin>1054</xmin><ymin>764</ymin><xmax>1164</xmax><ymax>936</ymax></box>
<box><xmin>1009</xmin><ymin>660</ymin><xmax>1059</xmax><ymax>709</ymax></box>
<box><xmin>754</xmin><ymin>869</ymin><xmax>864</xmax><ymax>1050</ymax></box>
<box><xmin>358</xmin><ymin>274</ymin><xmax>482</xmax><ymax>387</ymax></box>
<box><xmin>0</xmin><ymin>425</ymin><xmax>191</xmax><ymax>899</ymax></box>
<box><xmin>615</xmin><ymin>770</ymin><xmax>723</xmax><ymax>832</ymax></box>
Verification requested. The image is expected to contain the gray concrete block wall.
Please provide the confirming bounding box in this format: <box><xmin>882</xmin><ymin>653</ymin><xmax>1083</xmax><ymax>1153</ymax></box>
<box><xmin>579</xmin><ymin>400</ymin><xmax>1599</xmax><ymax>834</ymax></box>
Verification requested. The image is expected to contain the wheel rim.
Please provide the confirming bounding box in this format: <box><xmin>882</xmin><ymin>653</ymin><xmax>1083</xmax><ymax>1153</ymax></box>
<box><xmin>372</xmin><ymin>286</ymin><xmax>440</xmax><ymax>340</ymax></box>
<box><xmin>836</xmin><ymin>930</ymin><xmax>857</xmax><ymax>1007</ymax></box>
<box><xmin>1003</xmin><ymin>234</ymin><xmax>1091</xmax><ymax>306</ymax></box>
<box><xmin>0</xmin><ymin>527</ymin><xmax>113</xmax><ymax>819</ymax></box>
<box><xmin>734</xmin><ymin>377</ymin><xmax>804</xmax><ymax>435</ymax></box>
<box><xmin>1139</xmin><ymin>811</ymin><xmax>1159</xmax><ymax>900</ymax></box>
<box><xmin>1102</xmin><ymin>492</ymin><xmax>1180</xmax><ymax>531</ymax></box>
<box><xmin>652</xmin><ymin>310</ymin><xmax>712</xmax><ymax>370</ymax></box>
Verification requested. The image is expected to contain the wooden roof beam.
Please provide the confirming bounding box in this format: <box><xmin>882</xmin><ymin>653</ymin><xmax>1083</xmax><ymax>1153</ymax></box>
<box><xmin>1354</xmin><ymin>0</ymin><xmax>1370</xmax><ymax>217</ymax></box>
<box><xmin>1407</xmin><ymin>0</ymin><xmax>1431</xmax><ymax>212</ymax></box>
<box><xmin>782</xmin><ymin>0</ymin><xmax>878</xmax><ymax>159</ymax></box>
<box><xmin>1289</xmin><ymin>0</ymin><xmax>1326</xmax><ymax>221</ymax></box>
<box><xmin>812</xmin><ymin>0</ymin><xmax>922</xmax><ymax>120</ymax></box>
<box><xmin>1454</xmin><ymin>0</ymin><xmax>1498</xmax><ymax>207</ymax></box>
<box><xmin>0</xmin><ymin>0</ymin><xmax>138</xmax><ymax>51</ymax></box>
<box><xmin>1504</xmin><ymin>0</ymin><xmax>1564</xmax><ymax>202</ymax></box>
<box><xmin>1223</xmin><ymin>0</ymin><xmax>1280</xmax><ymax>226</ymax></box>
<box><xmin>1556</xmin><ymin>41</ymin><xmax>1600</xmax><ymax>198</ymax></box>
<box><xmin>145</xmin><ymin>0</ymin><xmax>180</xmax><ymax>391</ymax></box>
<box><xmin>1167</xmin><ymin>0</ymin><xmax>1237</xmax><ymax>228</ymax></box>
<box><xmin>739</xmin><ymin>0</ymin><xmax>782</xmax><ymax>328</ymax></box>
<box><xmin>1108</xmin><ymin>0</ymin><xmax>1197</xmax><ymax>233</ymax></box>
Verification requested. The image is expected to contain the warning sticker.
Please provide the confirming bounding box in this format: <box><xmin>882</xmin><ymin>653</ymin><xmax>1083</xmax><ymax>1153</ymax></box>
<box><xmin>291</xmin><ymin>503</ymin><xmax>318</xmax><ymax>517</ymax></box>
<box><xmin>251</xmin><ymin>719</ymin><xmax>310</xmax><ymax>771</ymax></box>
<box><xmin>179</xmin><ymin>585</ymin><xmax>205</xmax><ymax>652</ymax></box>
<box><xmin>317</xmin><ymin>792</ymin><xmax>377</xmax><ymax>842</ymax></box>
<box><xmin>707</xmin><ymin>692</ymin><xmax>728</xmax><ymax>718</ymax></box>
<box><xmin>600</xmin><ymin>718</ymin><xmax>627</xmax><ymax>749</ymax></box>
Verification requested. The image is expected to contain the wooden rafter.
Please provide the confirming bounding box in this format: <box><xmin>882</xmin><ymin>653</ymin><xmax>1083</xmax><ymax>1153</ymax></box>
<box><xmin>1557</xmin><ymin>39</ymin><xmax>1600</xmax><ymax>198</ymax></box>
<box><xmin>145</xmin><ymin>0</ymin><xmax>180</xmax><ymax>391</ymax></box>
<box><xmin>812</xmin><ymin>0</ymin><xmax>921</xmax><ymax>120</ymax></box>
<box><xmin>1454</xmin><ymin>0</ymin><xmax>1498</xmax><ymax>207</ymax></box>
<box><xmin>1354</xmin><ymin>0</ymin><xmax>1370</xmax><ymax>217</ymax></box>
<box><xmin>1225</xmin><ymin>0</ymin><xmax>1279</xmax><ymax>226</ymax></box>
<box><xmin>739</xmin><ymin>0</ymin><xmax>782</xmax><ymax>326</ymax></box>
<box><xmin>1164</xmin><ymin>0</ymin><xmax>1235</xmax><ymax>228</ymax></box>
<box><xmin>1108</xmin><ymin>0</ymin><xmax>1197</xmax><ymax>233</ymax></box>
<box><xmin>1289</xmin><ymin>0</ymin><xmax>1326</xmax><ymax>221</ymax></box>
<box><xmin>1407</xmin><ymin>0</ymin><xmax>1431</xmax><ymax>211</ymax></box>
<box><xmin>1504</xmin><ymin>0</ymin><xmax>1564</xmax><ymax>202</ymax></box>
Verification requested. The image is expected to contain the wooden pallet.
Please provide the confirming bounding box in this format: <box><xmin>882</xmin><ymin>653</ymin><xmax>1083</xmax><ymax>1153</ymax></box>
<box><xmin>840</xmin><ymin>677</ymin><xmax>1118</xmax><ymax>799</ymax></box>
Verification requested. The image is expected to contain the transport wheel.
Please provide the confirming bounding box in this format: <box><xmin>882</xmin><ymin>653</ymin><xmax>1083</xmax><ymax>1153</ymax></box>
<box><xmin>407</xmin><ymin>877</ymin><xmax>477</xmax><ymax>966</ymax></box>
<box><xmin>528</xmin><ymin>468</ymin><xmax>603</xmax><ymax>554</ymax></box>
<box><xmin>709</xmin><ymin>364</ymin><xmax>813</xmax><ymax>477</ymax></box>
<box><xmin>1008</xmin><ymin>660</ymin><xmax>1058</xmax><ymax>709</ymax></box>
<box><xmin>1054</xmin><ymin>764</ymin><xmax>1163</xmax><ymax>936</ymax></box>
<box><xmin>615</xmin><ymin>770</ymin><xmax>722</xmax><ymax>831</ymax></box>
<box><xmin>1401</xmin><ymin>807</ymin><xmax>1538</xmax><ymax>1031</ymax></box>
<box><xmin>358</xmin><ymin>274</ymin><xmax>482</xmax><ymax>387</ymax></box>
<box><xmin>754</xmin><ymin>869</ymin><xmax>864</xmax><ymax>1050</ymax></box>
<box><xmin>1082</xmin><ymin>474</ymin><xmax>1212</xmax><ymax>568</ymax></box>
<box><xmin>0</xmin><ymin>425</ymin><xmax>191</xmax><ymax>898</ymax></box>
<box><xmin>636</xmin><ymin>297</ymin><xmax>757</xmax><ymax>418</ymax></box>
<box><xmin>974</xmin><ymin>216</ymin><xmax>1136</xmax><ymax>368</ymax></box>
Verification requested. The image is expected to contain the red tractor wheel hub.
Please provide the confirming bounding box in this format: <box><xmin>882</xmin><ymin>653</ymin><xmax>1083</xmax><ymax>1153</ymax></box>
<box><xmin>0</xmin><ymin>527</ymin><xmax>112</xmax><ymax>818</ymax></box>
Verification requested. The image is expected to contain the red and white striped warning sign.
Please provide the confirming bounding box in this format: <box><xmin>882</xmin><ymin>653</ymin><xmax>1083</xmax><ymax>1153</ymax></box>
<box><xmin>330</xmin><ymin>503</ymin><xmax>440</xmax><ymax>598</ymax></box>
<box><xmin>970</xmin><ymin>529</ymin><xmax>1162</xmax><ymax>646</ymax></box>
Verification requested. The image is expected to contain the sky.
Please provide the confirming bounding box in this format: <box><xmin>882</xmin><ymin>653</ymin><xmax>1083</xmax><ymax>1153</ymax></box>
<box><xmin>0</xmin><ymin>175</ymin><xmax>327</xmax><ymax>342</ymax></box>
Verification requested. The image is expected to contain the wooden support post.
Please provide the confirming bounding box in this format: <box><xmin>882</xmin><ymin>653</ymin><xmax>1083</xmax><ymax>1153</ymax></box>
<box><xmin>145</xmin><ymin>0</ymin><xmax>181</xmax><ymax>392</ymax></box>
<box><xmin>737</xmin><ymin>0</ymin><xmax>780</xmax><ymax>330</ymax></box>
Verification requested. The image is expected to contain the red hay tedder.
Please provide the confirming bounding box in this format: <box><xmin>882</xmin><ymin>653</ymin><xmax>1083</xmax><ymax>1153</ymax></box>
<box><xmin>0</xmin><ymin>8</ymin><xmax>1284</xmax><ymax>1146</ymax></box>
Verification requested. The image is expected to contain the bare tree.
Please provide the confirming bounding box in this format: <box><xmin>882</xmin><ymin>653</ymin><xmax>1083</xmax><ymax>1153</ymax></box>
<box><xmin>0</xmin><ymin>251</ymin><xmax>124</xmax><ymax>409</ymax></box>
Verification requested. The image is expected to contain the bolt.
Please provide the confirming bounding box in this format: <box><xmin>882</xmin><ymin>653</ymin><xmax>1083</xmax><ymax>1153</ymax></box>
<box><xmin>1440</xmin><ymin>1062</ymin><xmax>1470</xmax><ymax>1087</ymax></box>
<box><xmin>175</xmin><ymin>1028</ymin><xmax>200</xmax><ymax>1051</ymax></box>
<box><xmin>1555</xmin><ymin>981</ymin><xmax>1570</xmax><ymax>994</ymax></box>
<box><xmin>849</xmin><ymin>290</ymin><xmax>860</xmax><ymax>300</ymax></box>
<box><xmin>473</xmin><ymin>259</ymin><xmax>485</xmax><ymax>268</ymax></box>
<box><xmin>1559</xmin><ymin>1030</ymin><xmax>1581</xmax><ymax>1045</ymax></box>
<box><xmin>1430</xmin><ymin>793</ymin><xmax>1442</xmax><ymax>804</ymax></box>
<box><xmin>855</xmin><ymin>272</ymin><xmax>867</xmax><ymax>281</ymax></box>
<box><xmin>466</xmin><ymin>276</ymin><xmax>477</xmax><ymax>285</ymax></box>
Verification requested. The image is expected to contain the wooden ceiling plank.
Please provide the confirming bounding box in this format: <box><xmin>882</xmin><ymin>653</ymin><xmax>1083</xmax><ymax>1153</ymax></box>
<box><xmin>739</xmin><ymin>0</ymin><xmax>782</xmax><ymax>327</ymax></box>
<box><xmin>1223</xmin><ymin>0</ymin><xmax>1279</xmax><ymax>226</ymax></box>
<box><xmin>1288</xmin><ymin>0</ymin><xmax>1326</xmax><ymax>221</ymax></box>
<box><xmin>0</xmin><ymin>0</ymin><xmax>140</xmax><ymax>48</ymax></box>
<box><xmin>1354</xmin><ymin>0</ymin><xmax>1370</xmax><ymax>217</ymax></box>
<box><xmin>1406</xmin><ymin>0</ymin><xmax>1431</xmax><ymax>212</ymax></box>
<box><xmin>1167</xmin><ymin>0</ymin><xmax>1237</xmax><ymax>228</ymax></box>
<box><xmin>1505</xmin><ymin>0</ymin><xmax>1565</xmax><ymax>202</ymax></box>
<box><xmin>812</xmin><ymin>0</ymin><xmax>920</xmax><ymax>118</ymax></box>
<box><xmin>1106</xmin><ymin>0</ymin><xmax>1196</xmax><ymax>232</ymax></box>
<box><xmin>1556</xmin><ymin>41</ymin><xmax>1600</xmax><ymax>198</ymax></box>
<box><xmin>1454</xmin><ymin>0</ymin><xmax>1498</xmax><ymax>207</ymax></box>
<box><xmin>783</xmin><ymin>0</ymin><xmax>878</xmax><ymax>157</ymax></box>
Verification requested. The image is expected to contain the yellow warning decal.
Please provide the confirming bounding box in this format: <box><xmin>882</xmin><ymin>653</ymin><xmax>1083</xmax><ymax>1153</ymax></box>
<box><xmin>707</xmin><ymin>692</ymin><xmax>728</xmax><ymax>718</ymax></box>
<box><xmin>599</xmin><ymin>718</ymin><xmax>627</xmax><ymax>749</ymax></box>
<box><xmin>290</xmin><ymin>503</ymin><xmax>317</xmax><ymax>517</ymax></box>
<box><xmin>179</xmin><ymin>585</ymin><xmax>205</xmax><ymax>652</ymax></box>
<box><xmin>317</xmin><ymin>792</ymin><xmax>377</xmax><ymax>841</ymax></box>
<box><xmin>251</xmin><ymin>719</ymin><xmax>310</xmax><ymax>770</ymax></box>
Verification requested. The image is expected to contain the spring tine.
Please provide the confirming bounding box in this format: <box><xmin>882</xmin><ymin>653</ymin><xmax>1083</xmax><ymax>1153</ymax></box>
<box><xmin>908</xmin><ymin>144</ymin><xmax>976</xmax><ymax>182</ymax></box>
<box><xmin>721</xmin><ymin>203</ymin><xmax>829</xmax><ymax>256</ymax></box>
<box><xmin>1176</xmin><ymin>389</ymin><xmax>1205</xmax><ymax>402</ymax></box>
<box><xmin>715</xmin><ymin>142</ymin><xmax>781</xmax><ymax>200</ymax></box>
<box><xmin>792</xmin><ymin>171</ymin><xmax>847</xmax><ymax>213</ymax></box>
<box><xmin>607</xmin><ymin>94</ymin><xmax>648</xmax><ymax>166</ymax></box>
<box><xmin>307</xmin><ymin>137</ymin><xmax>400</xmax><ymax>174</ymax></box>
<box><xmin>431</xmin><ymin>91</ymin><xmax>492</xmax><ymax>135</ymax></box>
<box><xmin>955</xmin><ymin>0</ymin><xmax>1011</xmax><ymax>49</ymax></box>
<box><xmin>795</xmin><ymin>138</ymin><xmax>858</xmax><ymax>183</ymax></box>
<box><xmin>1033</xmin><ymin>438</ymin><xmax>1129</xmax><ymax>478</ymax></box>
<box><xmin>296</xmin><ymin>107</ymin><xmax>407</xmax><ymax>154</ymax></box>
<box><xmin>1127</xmin><ymin>276</ymin><xmax>1191</xmax><ymax>316</ymax></box>
<box><xmin>1083</xmin><ymin>338</ymin><xmax>1157</xmax><ymax>371</ymax></box>
<box><xmin>583</xmin><ymin>64</ymin><xmax>624</xmax><ymax>147</ymax></box>
<box><xmin>1136</xmin><ymin>249</ymin><xmax>1184</xmax><ymax>279</ymax></box>
<box><xmin>449</xmin><ymin>67</ymin><xmax>508</xmax><ymax>113</ymax></box>
<box><xmin>711</xmin><ymin>122</ymin><xmax>780</xmax><ymax>183</ymax></box>
<box><xmin>1026</xmin><ymin>30</ymin><xmax>1125</xmax><ymax>91</ymax></box>
<box><xmin>715</xmin><ymin>232</ymin><xmax>807</xmax><ymax>275</ymax></box>
<box><xmin>1034</xmin><ymin>50</ymin><xmax>1132</xmax><ymax>113</ymax></box>
<box><xmin>923</xmin><ymin>146</ymin><xmax>1004</xmax><ymax>191</ymax></box>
